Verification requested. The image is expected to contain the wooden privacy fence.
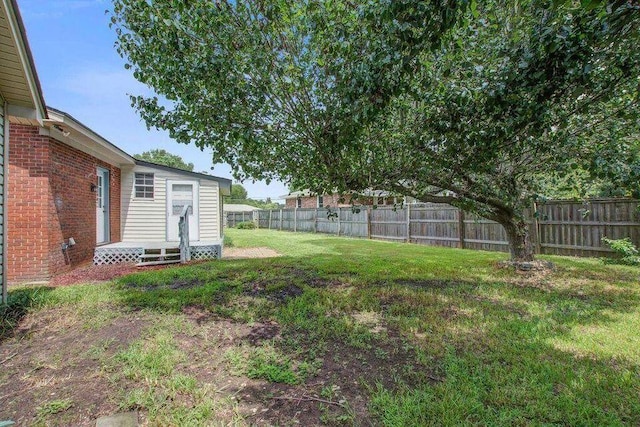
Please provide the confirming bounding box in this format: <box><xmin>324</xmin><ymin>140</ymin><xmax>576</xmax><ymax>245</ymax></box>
<box><xmin>225</xmin><ymin>211</ymin><xmax>258</xmax><ymax>228</ymax></box>
<box><xmin>225</xmin><ymin>199</ymin><xmax>640</xmax><ymax>258</ymax></box>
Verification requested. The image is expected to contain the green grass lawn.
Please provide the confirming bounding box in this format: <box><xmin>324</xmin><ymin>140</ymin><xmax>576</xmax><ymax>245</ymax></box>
<box><xmin>1</xmin><ymin>229</ymin><xmax>639</xmax><ymax>426</ymax></box>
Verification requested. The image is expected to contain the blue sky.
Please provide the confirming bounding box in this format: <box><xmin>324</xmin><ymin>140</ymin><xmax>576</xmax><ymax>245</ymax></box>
<box><xmin>18</xmin><ymin>0</ymin><xmax>289</xmax><ymax>201</ymax></box>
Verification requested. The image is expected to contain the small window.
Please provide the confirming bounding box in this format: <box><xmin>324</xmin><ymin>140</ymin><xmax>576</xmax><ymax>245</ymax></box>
<box><xmin>317</xmin><ymin>195</ymin><xmax>324</xmax><ymax>208</ymax></box>
<box><xmin>296</xmin><ymin>197</ymin><xmax>302</xmax><ymax>208</ymax></box>
<box><xmin>135</xmin><ymin>172</ymin><xmax>154</xmax><ymax>198</ymax></box>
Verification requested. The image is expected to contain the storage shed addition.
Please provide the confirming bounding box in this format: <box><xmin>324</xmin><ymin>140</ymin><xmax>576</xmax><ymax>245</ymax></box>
<box><xmin>120</xmin><ymin>161</ymin><xmax>229</xmax><ymax>243</ymax></box>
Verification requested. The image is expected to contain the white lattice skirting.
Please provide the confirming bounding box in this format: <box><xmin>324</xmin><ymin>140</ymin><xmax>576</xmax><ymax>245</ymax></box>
<box><xmin>190</xmin><ymin>245</ymin><xmax>221</xmax><ymax>261</ymax></box>
<box><xmin>94</xmin><ymin>247</ymin><xmax>144</xmax><ymax>265</ymax></box>
<box><xmin>94</xmin><ymin>244</ymin><xmax>222</xmax><ymax>265</ymax></box>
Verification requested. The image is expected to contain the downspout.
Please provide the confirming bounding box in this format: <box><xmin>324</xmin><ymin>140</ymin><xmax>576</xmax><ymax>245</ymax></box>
<box><xmin>220</xmin><ymin>186</ymin><xmax>224</xmax><ymax>240</ymax></box>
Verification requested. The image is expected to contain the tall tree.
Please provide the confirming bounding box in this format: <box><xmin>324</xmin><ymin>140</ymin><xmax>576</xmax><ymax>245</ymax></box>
<box><xmin>112</xmin><ymin>0</ymin><xmax>640</xmax><ymax>262</ymax></box>
<box><xmin>134</xmin><ymin>149</ymin><xmax>194</xmax><ymax>171</ymax></box>
<box><xmin>228</xmin><ymin>183</ymin><xmax>248</xmax><ymax>201</ymax></box>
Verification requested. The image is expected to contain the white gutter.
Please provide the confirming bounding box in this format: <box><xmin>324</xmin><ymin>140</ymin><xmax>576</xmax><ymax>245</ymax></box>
<box><xmin>42</xmin><ymin>113</ymin><xmax>135</xmax><ymax>167</ymax></box>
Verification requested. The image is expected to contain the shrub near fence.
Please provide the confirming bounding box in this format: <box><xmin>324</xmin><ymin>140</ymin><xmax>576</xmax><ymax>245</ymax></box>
<box><xmin>225</xmin><ymin>198</ymin><xmax>640</xmax><ymax>258</ymax></box>
<box><xmin>226</xmin><ymin>211</ymin><xmax>257</xmax><ymax>228</ymax></box>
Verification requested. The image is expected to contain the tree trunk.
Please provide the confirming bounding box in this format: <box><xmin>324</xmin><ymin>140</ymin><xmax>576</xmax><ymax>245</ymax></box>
<box><xmin>501</xmin><ymin>217</ymin><xmax>535</xmax><ymax>262</ymax></box>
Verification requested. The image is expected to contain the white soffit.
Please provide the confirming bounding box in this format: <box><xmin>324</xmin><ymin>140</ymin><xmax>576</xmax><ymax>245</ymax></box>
<box><xmin>0</xmin><ymin>0</ymin><xmax>46</xmax><ymax>122</ymax></box>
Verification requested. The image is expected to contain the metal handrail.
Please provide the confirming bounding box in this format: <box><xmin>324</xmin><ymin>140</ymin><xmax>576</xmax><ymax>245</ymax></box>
<box><xmin>179</xmin><ymin>205</ymin><xmax>191</xmax><ymax>262</ymax></box>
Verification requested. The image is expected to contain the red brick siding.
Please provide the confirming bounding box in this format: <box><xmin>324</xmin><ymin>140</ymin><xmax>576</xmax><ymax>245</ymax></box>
<box><xmin>285</xmin><ymin>195</ymin><xmax>345</xmax><ymax>209</ymax></box>
<box><xmin>108</xmin><ymin>167</ymin><xmax>121</xmax><ymax>244</ymax></box>
<box><xmin>47</xmin><ymin>139</ymin><xmax>122</xmax><ymax>276</ymax></box>
<box><xmin>285</xmin><ymin>194</ymin><xmax>394</xmax><ymax>209</ymax></box>
<box><xmin>8</xmin><ymin>124</ymin><xmax>122</xmax><ymax>283</ymax></box>
<box><xmin>7</xmin><ymin>125</ymin><xmax>50</xmax><ymax>282</ymax></box>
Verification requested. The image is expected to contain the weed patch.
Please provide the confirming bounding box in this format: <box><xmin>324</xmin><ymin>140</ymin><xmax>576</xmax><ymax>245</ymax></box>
<box><xmin>226</xmin><ymin>343</ymin><xmax>302</xmax><ymax>384</ymax></box>
<box><xmin>0</xmin><ymin>287</ymin><xmax>53</xmax><ymax>341</ymax></box>
<box><xmin>36</xmin><ymin>398</ymin><xmax>73</xmax><ymax>419</ymax></box>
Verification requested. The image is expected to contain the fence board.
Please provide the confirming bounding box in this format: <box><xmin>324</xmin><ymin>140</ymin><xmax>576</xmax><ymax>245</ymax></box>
<box><xmin>225</xmin><ymin>198</ymin><xmax>639</xmax><ymax>258</ymax></box>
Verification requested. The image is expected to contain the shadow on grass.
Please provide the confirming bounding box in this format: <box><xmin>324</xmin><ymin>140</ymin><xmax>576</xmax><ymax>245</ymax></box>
<box><xmin>0</xmin><ymin>286</ymin><xmax>54</xmax><ymax>342</ymax></box>
<box><xmin>112</xmin><ymin>256</ymin><xmax>640</xmax><ymax>339</ymax></box>
<box><xmin>99</xmin><ymin>254</ymin><xmax>640</xmax><ymax>424</ymax></box>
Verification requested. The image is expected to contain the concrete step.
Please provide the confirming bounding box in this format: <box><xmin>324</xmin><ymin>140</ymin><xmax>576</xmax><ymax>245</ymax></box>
<box><xmin>136</xmin><ymin>259</ymin><xmax>182</xmax><ymax>267</ymax></box>
<box><xmin>138</xmin><ymin>253</ymin><xmax>180</xmax><ymax>259</ymax></box>
<box><xmin>96</xmin><ymin>411</ymin><xmax>138</xmax><ymax>427</ymax></box>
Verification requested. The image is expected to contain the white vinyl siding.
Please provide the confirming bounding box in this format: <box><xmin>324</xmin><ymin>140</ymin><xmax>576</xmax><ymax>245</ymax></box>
<box><xmin>121</xmin><ymin>165</ymin><xmax>221</xmax><ymax>242</ymax></box>
<box><xmin>0</xmin><ymin>97</ymin><xmax>5</xmax><ymax>290</ymax></box>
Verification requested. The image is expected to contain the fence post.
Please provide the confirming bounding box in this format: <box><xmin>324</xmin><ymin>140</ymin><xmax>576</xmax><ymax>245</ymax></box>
<box><xmin>458</xmin><ymin>209</ymin><xmax>466</xmax><ymax>249</ymax></box>
<box><xmin>337</xmin><ymin>207</ymin><xmax>341</xmax><ymax>236</ymax></box>
<box><xmin>367</xmin><ymin>208</ymin><xmax>372</xmax><ymax>239</ymax></box>
<box><xmin>268</xmin><ymin>210</ymin><xmax>272</xmax><ymax>230</ymax></box>
<box><xmin>531</xmin><ymin>201</ymin><xmax>541</xmax><ymax>254</ymax></box>
<box><xmin>279</xmin><ymin>209</ymin><xmax>283</xmax><ymax>230</ymax></box>
<box><xmin>406</xmin><ymin>203</ymin><xmax>411</xmax><ymax>243</ymax></box>
<box><xmin>314</xmin><ymin>209</ymin><xmax>318</xmax><ymax>233</ymax></box>
<box><xmin>294</xmin><ymin>208</ymin><xmax>298</xmax><ymax>232</ymax></box>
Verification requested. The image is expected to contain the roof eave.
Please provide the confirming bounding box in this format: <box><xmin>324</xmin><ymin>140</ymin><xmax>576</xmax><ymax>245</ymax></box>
<box><xmin>134</xmin><ymin>159</ymin><xmax>232</xmax><ymax>194</ymax></box>
<box><xmin>44</xmin><ymin>108</ymin><xmax>136</xmax><ymax>167</ymax></box>
<box><xmin>2</xmin><ymin>0</ymin><xmax>47</xmax><ymax>121</ymax></box>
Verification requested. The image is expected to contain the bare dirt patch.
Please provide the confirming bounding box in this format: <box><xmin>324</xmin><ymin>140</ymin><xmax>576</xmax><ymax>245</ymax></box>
<box><xmin>244</xmin><ymin>267</ymin><xmax>345</xmax><ymax>303</ymax></box>
<box><xmin>496</xmin><ymin>259</ymin><xmax>555</xmax><ymax>273</ymax></box>
<box><xmin>2</xmin><ymin>302</ymin><xmax>435</xmax><ymax>426</ymax></box>
<box><xmin>243</xmin><ymin>321</ymin><xmax>281</xmax><ymax>345</ymax></box>
<box><xmin>245</xmin><ymin>282</ymin><xmax>304</xmax><ymax>303</ymax></box>
<box><xmin>0</xmin><ymin>310</ymin><xmax>148</xmax><ymax>426</ymax></box>
<box><xmin>233</xmin><ymin>328</ymin><xmax>435</xmax><ymax>426</ymax></box>
<box><xmin>224</xmin><ymin>247</ymin><xmax>281</xmax><ymax>259</ymax></box>
<box><xmin>182</xmin><ymin>304</ymin><xmax>216</xmax><ymax>325</ymax></box>
<box><xmin>171</xmin><ymin>307</ymin><xmax>434</xmax><ymax>426</ymax></box>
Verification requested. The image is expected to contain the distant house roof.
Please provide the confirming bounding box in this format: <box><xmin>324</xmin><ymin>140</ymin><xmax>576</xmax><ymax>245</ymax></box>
<box><xmin>281</xmin><ymin>190</ymin><xmax>313</xmax><ymax>199</ymax></box>
<box><xmin>223</xmin><ymin>203</ymin><xmax>262</xmax><ymax>212</ymax></box>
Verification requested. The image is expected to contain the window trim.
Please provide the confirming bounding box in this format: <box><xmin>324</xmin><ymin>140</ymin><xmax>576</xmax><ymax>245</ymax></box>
<box><xmin>296</xmin><ymin>197</ymin><xmax>302</xmax><ymax>208</ymax></box>
<box><xmin>134</xmin><ymin>172</ymin><xmax>155</xmax><ymax>199</ymax></box>
<box><xmin>317</xmin><ymin>195</ymin><xmax>324</xmax><ymax>208</ymax></box>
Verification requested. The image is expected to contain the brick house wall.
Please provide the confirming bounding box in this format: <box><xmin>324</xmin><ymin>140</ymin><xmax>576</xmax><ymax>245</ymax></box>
<box><xmin>285</xmin><ymin>194</ymin><xmax>397</xmax><ymax>209</ymax></box>
<box><xmin>7</xmin><ymin>124</ymin><xmax>49</xmax><ymax>281</ymax></box>
<box><xmin>8</xmin><ymin>124</ymin><xmax>121</xmax><ymax>283</ymax></box>
<box><xmin>285</xmin><ymin>194</ymin><xmax>349</xmax><ymax>209</ymax></box>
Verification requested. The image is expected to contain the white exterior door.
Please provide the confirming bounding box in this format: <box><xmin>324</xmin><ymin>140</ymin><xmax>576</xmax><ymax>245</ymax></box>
<box><xmin>167</xmin><ymin>180</ymin><xmax>199</xmax><ymax>242</ymax></box>
<box><xmin>96</xmin><ymin>168</ymin><xmax>110</xmax><ymax>244</ymax></box>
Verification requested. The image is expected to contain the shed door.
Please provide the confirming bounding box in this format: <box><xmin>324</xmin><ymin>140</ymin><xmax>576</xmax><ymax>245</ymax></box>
<box><xmin>96</xmin><ymin>168</ymin><xmax>110</xmax><ymax>244</ymax></box>
<box><xmin>167</xmin><ymin>180</ymin><xmax>199</xmax><ymax>242</ymax></box>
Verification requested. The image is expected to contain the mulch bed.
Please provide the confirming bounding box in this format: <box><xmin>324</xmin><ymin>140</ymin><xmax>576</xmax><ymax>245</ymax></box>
<box><xmin>48</xmin><ymin>263</ymin><xmax>172</xmax><ymax>287</ymax></box>
<box><xmin>47</xmin><ymin>247</ymin><xmax>281</xmax><ymax>287</ymax></box>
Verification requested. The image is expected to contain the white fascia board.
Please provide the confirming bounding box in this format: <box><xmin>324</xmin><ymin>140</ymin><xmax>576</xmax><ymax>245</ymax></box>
<box><xmin>42</xmin><ymin>115</ymin><xmax>135</xmax><ymax>167</ymax></box>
